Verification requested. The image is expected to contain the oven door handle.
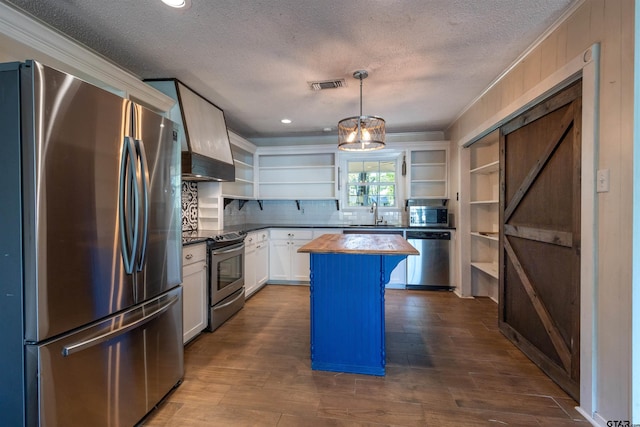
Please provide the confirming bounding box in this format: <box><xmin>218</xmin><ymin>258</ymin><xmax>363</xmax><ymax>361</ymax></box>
<box><xmin>213</xmin><ymin>289</ymin><xmax>245</xmax><ymax>310</ymax></box>
<box><xmin>212</xmin><ymin>242</ymin><xmax>245</xmax><ymax>255</ymax></box>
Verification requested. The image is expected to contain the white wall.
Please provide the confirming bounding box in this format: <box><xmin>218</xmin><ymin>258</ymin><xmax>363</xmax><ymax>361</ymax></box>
<box><xmin>447</xmin><ymin>0</ymin><xmax>634</xmax><ymax>423</ymax></box>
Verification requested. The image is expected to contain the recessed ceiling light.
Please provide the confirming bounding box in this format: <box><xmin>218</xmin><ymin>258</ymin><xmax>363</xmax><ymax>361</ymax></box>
<box><xmin>161</xmin><ymin>0</ymin><xmax>191</xmax><ymax>9</ymax></box>
<box><xmin>281</xmin><ymin>119</ymin><xmax>292</xmax><ymax>124</ymax></box>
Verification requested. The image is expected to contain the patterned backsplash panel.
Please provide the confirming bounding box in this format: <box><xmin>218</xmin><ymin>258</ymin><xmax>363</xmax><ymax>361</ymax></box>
<box><xmin>181</xmin><ymin>182</ymin><xmax>198</xmax><ymax>231</ymax></box>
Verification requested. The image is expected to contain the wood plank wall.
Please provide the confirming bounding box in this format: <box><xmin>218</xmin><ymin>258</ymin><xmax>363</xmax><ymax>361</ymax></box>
<box><xmin>446</xmin><ymin>0</ymin><xmax>634</xmax><ymax>422</ymax></box>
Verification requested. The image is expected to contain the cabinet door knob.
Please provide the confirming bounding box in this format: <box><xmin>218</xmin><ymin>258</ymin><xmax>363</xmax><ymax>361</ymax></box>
<box><xmin>185</xmin><ymin>254</ymin><xmax>193</xmax><ymax>260</ymax></box>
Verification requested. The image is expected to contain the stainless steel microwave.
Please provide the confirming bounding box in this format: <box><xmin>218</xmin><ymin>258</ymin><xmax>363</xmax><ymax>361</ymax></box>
<box><xmin>408</xmin><ymin>205</ymin><xmax>448</xmax><ymax>227</ymax></box>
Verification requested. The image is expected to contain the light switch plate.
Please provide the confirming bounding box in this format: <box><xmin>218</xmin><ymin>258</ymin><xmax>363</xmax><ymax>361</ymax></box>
<box><xmin>596</xmin><ymin>169</ymin><xmax>610</xmax><ymax>193</ymax></box>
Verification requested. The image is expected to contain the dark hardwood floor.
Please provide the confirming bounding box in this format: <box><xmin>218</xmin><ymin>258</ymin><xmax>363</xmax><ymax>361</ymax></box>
<box><xmin>142</xmin><ymin>285</ymin><xmax>587</xmax><ymax>426</ymax></box>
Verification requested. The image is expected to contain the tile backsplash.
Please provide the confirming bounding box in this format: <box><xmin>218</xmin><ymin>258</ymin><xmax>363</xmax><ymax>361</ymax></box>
<box><xmin>223</xmin><ymin>199</ymin><xmax>406</xmax><ymax>227</ymax></box>
<box><xmin>181</xmin><ymin>182</ymin><xmax>198</xmax><ymax>231</ymax></box>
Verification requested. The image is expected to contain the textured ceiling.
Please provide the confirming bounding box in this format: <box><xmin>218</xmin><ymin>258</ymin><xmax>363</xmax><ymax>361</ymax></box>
<box><xmin>2</xmin><ymin>0</ymin><xmax>575</xmax><ymax>142</ymax></box>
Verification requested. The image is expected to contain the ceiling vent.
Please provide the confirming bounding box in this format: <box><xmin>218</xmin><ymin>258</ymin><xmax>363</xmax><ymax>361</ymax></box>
<box><xmin>309</xmin><ymin>79</ymin><xmax>346</xmax><ymax>91</ymax></box>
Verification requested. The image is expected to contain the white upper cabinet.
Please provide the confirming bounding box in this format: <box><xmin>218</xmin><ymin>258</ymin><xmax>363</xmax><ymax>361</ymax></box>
<box><xmin>407</xmin><ymin>147</ymin><xmax>449</xmax><ymax>199</ymax></box>
<box><xmin>256</xmin><ymin>146</ymin><xmax>337</xmax><ymax>200</ymax></box>
<box><xmin>221</xmin><ymin>132</ymin><xmax>256</xmax><ymax>199</ymax></box>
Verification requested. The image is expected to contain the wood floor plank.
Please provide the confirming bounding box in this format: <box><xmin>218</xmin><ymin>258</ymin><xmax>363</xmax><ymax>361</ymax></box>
<box><xmin>277</xmin><ymin>413</ymin><xmax>391</xmax><ymax>427</ymax></box>
<box><xmin>317</xmin><ymin>394</ymin><xmax>425</xmax><ymax>426</ymax></box>
<box><xmin>141</xmin><ymin>285</ymin><xmax>586</xmax><ymax>426</ymax></box>
<box><xmin>449</xmin><ymin>389</ymin><xmax>571</xmax><ymax>418</ymax></box>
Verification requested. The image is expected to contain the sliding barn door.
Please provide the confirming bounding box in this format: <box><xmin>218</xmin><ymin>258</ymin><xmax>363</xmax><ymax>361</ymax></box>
<box><xmin>499</xmin><ymin>81</ymin><xmax>581</xmax><ymax>401</ymax></box>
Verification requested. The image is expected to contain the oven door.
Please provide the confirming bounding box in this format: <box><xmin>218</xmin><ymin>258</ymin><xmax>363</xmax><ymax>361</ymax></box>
<box><xmin>210</xmin><ymin>242</ymin><xmax>245</xmax><ymax>305</ymax></box>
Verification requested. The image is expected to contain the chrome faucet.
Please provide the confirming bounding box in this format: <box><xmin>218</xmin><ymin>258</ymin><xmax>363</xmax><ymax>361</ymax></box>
<box><xmin>370</xmin><ymin>201</ymin><xmax>383</xmax><ymax>225</ymax></box>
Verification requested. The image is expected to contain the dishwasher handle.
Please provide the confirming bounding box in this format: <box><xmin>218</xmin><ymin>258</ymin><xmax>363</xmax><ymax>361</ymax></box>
<box><xmin>406</xmin><ymin>231</ymin><xmax>451</xmax><ymax>240</ymax></box>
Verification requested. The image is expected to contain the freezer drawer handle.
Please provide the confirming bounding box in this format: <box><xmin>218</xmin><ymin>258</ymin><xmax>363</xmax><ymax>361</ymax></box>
<box><xmin>61</xmin><ymin>293</ymin><xmax>179</xmax><ymax>357</ymax></box>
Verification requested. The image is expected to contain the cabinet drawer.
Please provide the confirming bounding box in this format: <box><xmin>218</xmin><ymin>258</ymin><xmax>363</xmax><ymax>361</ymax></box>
<box><xmin>183</xmin><ymin>243</ymin><xmax>206</xmax><ymax>266</ymax></box>
<box><xmin>270</xmin><ymin>229</ymin><xmax>313</xmax><ymax>240</ymax></box>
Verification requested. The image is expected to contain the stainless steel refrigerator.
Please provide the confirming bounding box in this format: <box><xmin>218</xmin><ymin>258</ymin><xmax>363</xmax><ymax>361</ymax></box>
<box><xmin>0</xmin><ymin>60</ymin><xmax>184</xmax><ymax>426</ymax></box>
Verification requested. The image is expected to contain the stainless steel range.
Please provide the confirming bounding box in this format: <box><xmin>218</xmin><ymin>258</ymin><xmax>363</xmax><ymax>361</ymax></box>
<box><xmin>207</xmin><ymin>231</ymin><xmax>246</xmax><ymax>331</ymax></box>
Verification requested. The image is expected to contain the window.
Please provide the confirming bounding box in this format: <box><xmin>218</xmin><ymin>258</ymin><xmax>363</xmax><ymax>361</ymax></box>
<box><xmin>347</xmin><ymin>159</ymin><xmax>397</xmax><ymax>207</ymax></box>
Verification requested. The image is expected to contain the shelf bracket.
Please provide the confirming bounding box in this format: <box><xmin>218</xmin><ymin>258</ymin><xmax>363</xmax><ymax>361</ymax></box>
<box><xmin>223</xmin><ymin>198</ymin><xmax>235</xmax><ymax>209</ymax></box>
<box><xmin>257</xmin><ymin>200</ymin><xmax>263</xmax><ymax>210</ymax></box>
<box><xmin>335</xmin><ymin>200</ymin><xmax>340</xmax><ymax>210</ymax></box>
<box><xmin>238</xmin><ymin>200</ymin><xmax>248</xmax><ymax>210</ymax></box>
<box><xmin>295</xmin><ymin>200</ymin><xmax>301</xmax><ymax>210</ymax></box>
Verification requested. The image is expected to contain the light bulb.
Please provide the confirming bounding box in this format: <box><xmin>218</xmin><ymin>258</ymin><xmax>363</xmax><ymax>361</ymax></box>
<box><xmin>161</xmin><ymin>0</ymin><xmax>188</xmax><ymax>8</ymax></box>
<box><xmin>361</xmin><ymin>127</ymin><xmax>371</xmax><ymax>141</ymax></box>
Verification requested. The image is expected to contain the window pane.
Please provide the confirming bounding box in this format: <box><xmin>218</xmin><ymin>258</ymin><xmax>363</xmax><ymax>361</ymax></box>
<box><xmin>345</xmin><ymin>159</ymin><xmax>397</xmax><ymax>207</ymax></box>
<box><xmin>380</xmin><ymin>161</ymin><xmax>395</xmax><ymax>182</ymax></box>
<box><xmin>363</xmin><ymin>161</ymin><xmax>379</xmax><ymax>173</ymax></box>
<box><xmin>348</xmin><ymin>172</ymin><xmax>363</xmax><ymax>183</ymax></box>
<box><xmin>380</xmin><ymin>161</ymin><xmax>395</xmax><ymax>172</ymax></box>
<box><xmin>348</xmin><ymin>161</ymin><xmax>363</xmax><ymax>173</ymax></box>
<box><xmin>379</xmin><ymin>185</ymin><xmax>395</xmax><ymax>206</ymax></box>
<box><xmin>379</xmin><ymin>172</ymin><xmax>395</xmax><ymax>182</ymax></box>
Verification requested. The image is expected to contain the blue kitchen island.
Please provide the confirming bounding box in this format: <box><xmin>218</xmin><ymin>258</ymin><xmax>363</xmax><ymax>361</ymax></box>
<box><xmin>298</xmin><ymin>233</ymin><xmax>419</xmax><ymax>376</ymax></box>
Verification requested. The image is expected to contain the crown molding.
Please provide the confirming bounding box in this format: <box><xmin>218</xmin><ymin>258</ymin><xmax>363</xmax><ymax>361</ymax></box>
<box><xmin>0</xmin><ymin>2</ymin><xmax>175</xmax><ymax>113</ymax></box>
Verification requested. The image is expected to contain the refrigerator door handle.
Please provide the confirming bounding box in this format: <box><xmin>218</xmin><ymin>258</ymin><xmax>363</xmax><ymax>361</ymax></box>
<box><xmin>134</xmin><ymin>138</ymin><xmax>150</xmax><ymax>272</ymax></box>
<box><xmin>119</xmin><ymin>136</ymin><xmax>140</xmax><ymax>275</ymax></box>
<box><xmin>61</xmin><ymin>293</ymin><xmax>179</xmax><ymax>357</ymax></box>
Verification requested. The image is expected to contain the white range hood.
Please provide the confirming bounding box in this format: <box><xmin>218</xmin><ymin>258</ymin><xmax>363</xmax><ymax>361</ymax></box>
<box><xmin>146</xmin><ymin>79</ymin><xmax>235</xmax><ymax>181</ymax></box>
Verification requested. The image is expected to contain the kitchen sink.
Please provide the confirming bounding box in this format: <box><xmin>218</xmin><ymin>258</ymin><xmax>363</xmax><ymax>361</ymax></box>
<box><xmin>348</xmin><ymin>224</ymin><xmax>394</xmax><ymax>227</ymax></box>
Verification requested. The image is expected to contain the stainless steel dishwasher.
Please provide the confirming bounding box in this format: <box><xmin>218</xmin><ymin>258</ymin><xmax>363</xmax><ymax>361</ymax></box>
<box><xmin>406</xmin><ymin>230</ymin><xmax>453</xmax><ymax>291</ymax></box>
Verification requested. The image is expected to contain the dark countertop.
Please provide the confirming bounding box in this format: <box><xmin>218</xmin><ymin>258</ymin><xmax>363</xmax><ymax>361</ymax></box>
<box><xmin>182</xmin><ymin>223</ymin><xmax>455</xmax><ymax>246</ymax></box>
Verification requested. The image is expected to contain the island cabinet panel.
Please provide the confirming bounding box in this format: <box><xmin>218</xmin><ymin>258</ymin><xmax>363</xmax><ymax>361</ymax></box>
<box><xmin>309</xmin><ymin>253</ymin><xmax>405</xmax><ymax>376</ymax></box>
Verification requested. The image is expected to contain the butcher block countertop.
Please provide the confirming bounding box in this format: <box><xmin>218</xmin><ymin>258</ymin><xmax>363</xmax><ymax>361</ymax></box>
<box><xmin>298</xmin><ymin>233</ymin><xmax>419</xmax><ymax>255</ymax></box>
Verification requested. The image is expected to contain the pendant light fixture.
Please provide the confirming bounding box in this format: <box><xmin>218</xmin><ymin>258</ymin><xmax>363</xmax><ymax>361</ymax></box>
<box><xmin>338</xmin><ymin>70</ymin><xmax>386</xmax><ymax>151</ymax></box>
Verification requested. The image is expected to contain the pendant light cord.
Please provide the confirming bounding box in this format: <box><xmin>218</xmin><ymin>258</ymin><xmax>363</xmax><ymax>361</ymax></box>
<box><xmin>359</xmin><ymin>75</ymin><xmax>363</xmax><ymax>117</ymax></box>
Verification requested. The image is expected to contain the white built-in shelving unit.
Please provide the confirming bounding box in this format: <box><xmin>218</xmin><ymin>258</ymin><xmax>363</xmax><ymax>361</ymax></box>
<box><xmin>462</xmin><ymin>130</ymin><xmax>500</xmax><ymax>301</ymax></box>
<box><xmin>221</xmin><ymin>132</ymin><xmax>256</xmax><ymax>199</ymax></box>
<box><xmin>257</xmin><ymin>148</ymin><xmax>336</xmax><ymax>200</ymax></box>
<box><xmin>408</xmin><ymin>148</ymin><xmax>448</xmax><ymax>199</ymax></box>
<box><xmin>197</xmin><ymin>182</ymin><xmax>222</xmax><ymax>230</ymax></box>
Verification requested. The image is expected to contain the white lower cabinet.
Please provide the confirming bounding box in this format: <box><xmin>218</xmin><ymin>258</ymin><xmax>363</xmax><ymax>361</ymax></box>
<box><xmin>182</xmin><ymin>243</ymin><xmax>207</xmax><ymax>344</ymax></box>
<box><xmin>269</xmin><ymin>229</ymin><xmax>313</xmax><ymax>283</ymax></box>
<box><xmin>255</xmin><ymin>235</ymin><xmax>269</xmax><ymax>286</ymax></box>
<box><xmin>245</xmin><ymin>230</ymin><xmax>269</xmax><ymax>298</ymax></box>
